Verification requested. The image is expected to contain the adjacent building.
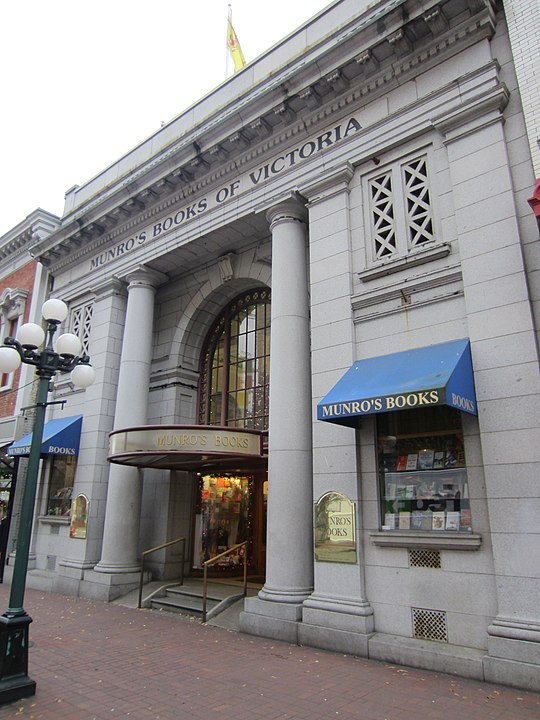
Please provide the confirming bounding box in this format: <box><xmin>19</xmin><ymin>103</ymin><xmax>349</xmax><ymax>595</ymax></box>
<box><xmin>4</xmin><ymin>0</ymin><xmax>539</xmax><ymax>691</ymax></box>
<box><xmin>0</xmin><ymin>209</ymin><xmax>59</xmax><ymax>568</ymax></box>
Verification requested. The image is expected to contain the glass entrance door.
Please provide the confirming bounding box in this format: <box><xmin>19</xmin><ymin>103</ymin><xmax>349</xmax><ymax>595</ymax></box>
<box><xmin>192</xmin><ymin>472</ymin><xmax>267</xmax><ymax>577</ymax></box>
<box><xmin>193</xmin><ymin>473</ymin><xmax>252</xmax><ymax>573</ymax></box>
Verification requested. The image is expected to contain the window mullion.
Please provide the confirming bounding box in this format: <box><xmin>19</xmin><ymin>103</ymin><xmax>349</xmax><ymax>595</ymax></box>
<box><xmin>221</xmin><ymin>310</ymin><xmax>232</xmax><ymax>427</ymax></box>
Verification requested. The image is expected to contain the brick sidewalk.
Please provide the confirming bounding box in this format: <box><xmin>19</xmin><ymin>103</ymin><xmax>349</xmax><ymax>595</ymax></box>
<box><xmin>0</xmin><ymin>585</ymin><xmax>538</xmax><ymax>720</ymax></box>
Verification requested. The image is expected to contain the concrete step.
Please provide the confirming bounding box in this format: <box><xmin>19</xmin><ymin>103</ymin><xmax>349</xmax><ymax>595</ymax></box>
<box><xmin>150</xmin><ymin>594</ymin><xmax>220</xmax><ymax>616</ymax></box>
<box><xmin>164</xmin><ymin>586</ymin><xmax>224</xmax><ymax>603</ymax></box>
<box><xmin>149</xmin><ymin>580</ymin><xmax>245</xmax><ymax>620</ymax></box>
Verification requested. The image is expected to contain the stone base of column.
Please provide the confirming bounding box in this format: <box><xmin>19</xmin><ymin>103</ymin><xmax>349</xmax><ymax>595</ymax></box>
<box><xmin>257</xmin><ymin>582</ymin><xmax>313</xmax><ymax>605</ymax></box>
<box><xmin>299</xmin><ymin>593</ymin><xmax>374</xmax><ymax>657</ymax></box>
<box><xmin>484</xmin><ymin>618</ymin><xmax>540</xmax><ymax>691</ymax></box>
<box><xmin>79</xmin><ymin>568</ymin><xmax>143</xmax><ymax>603</ymax></box>
<box><xmin>94</xmin><ymin>561</ymin><xmax>141</xmax><ymax>574</ymax></box>
<box><xmin>239</xmin><ymin>596</ymin><xmax>303</xmax><ymax>644</ymax></box>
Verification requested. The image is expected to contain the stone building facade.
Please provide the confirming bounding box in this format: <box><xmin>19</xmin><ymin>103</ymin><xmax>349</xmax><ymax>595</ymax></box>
<box><xmin>6</xmin><ymin>0</ymin><xmax>539</xmax><ymax>691</ymax></box>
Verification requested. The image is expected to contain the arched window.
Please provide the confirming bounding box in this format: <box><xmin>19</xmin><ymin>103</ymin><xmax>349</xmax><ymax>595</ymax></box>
<box><xmin>199</xmin><ymin>289</ymin><xmax>271</xmax><ymax>430</ymax></box>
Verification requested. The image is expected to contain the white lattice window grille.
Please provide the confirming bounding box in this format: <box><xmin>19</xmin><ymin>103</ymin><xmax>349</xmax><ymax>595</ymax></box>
<box><xmin>70</xmin><ymin>301</ymin><xmax>93</xmax><ymax>355</ymax></box>
<box><xmin>403</xmin><ymin>157</ymin><xmax>434</xmax><ymax>249</ymax></box>
<box><xmin>367</xmin><ymin>153</ymin><xmax>435</xmax><ymax>264</ymax></box>
<box><xmin>370</xmin><ymin>171</ymin><xmax>397</xmax><ymax>260</ymax></box>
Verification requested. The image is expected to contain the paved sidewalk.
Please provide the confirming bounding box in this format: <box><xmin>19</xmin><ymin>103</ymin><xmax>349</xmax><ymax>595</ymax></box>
<box><xmin>0</xmin><ymin>585</ymin><xmax>538</xmax><ymax>720</ymax></box>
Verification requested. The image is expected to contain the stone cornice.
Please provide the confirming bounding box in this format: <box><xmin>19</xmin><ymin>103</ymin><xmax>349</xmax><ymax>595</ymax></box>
<box><xmin>432</xmin><ymin>82</ymin><xmax>510</xmax><ymax>141</ymax></box>
<box><xmin>0</xmin><ymin>287</ymin><xmax>29</xmax><ymax>320</ymax></box>
<box><xmin>0</xmin><ymin>209</ymin><xmax>60</xmax><ymax>264</ymax></box>
<box><xmin>353</xmin><ymin>262</ymin><xmax>462</xmax><ymax>322</ymax></box>
<box><xmin>149</xmin><ymin>365</ymin><xmax>199</xmax><ymax>391</ymax></box>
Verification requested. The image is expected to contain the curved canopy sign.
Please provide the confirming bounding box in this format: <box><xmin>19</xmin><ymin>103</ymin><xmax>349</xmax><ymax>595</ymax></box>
<box><xmin>108</xmin><ymin>425</ymin><xmax>265</xmax><ymax>470</ymax></box>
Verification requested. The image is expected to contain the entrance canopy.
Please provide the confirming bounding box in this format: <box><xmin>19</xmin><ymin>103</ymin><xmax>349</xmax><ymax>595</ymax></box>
<box><xmin>317</xmin><ymin>339</ymin><xmax>477</xmax><ymax>427</ymax></box>
<box><xmin>8</xmin><ymin>415</ymin><xmax>83</xmax><ymax>457</ymax></box>
<box><xmin>108</xmin><ymin>425</ymin><xmax>266</xmax><ymax>470</ymax></box>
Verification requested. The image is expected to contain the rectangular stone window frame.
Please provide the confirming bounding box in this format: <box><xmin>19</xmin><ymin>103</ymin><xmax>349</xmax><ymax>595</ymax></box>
<box><xmin>0</xmin><ymin>317</ymin><xmax>19</xmax><ymax>391</ymax></box>
<box><xmin>40</xmin><ymin>454</ymin><xmax>78</xmax><ymax>519</ymax></box>
<box><xmin>53</xmin><ymin>298</ymin><xmax>95</xmax><ymax>392</ymax></box>
<box><xmin>371</xmin><ymin>406</ymin><xmax>482</xmax><ymax>551</ymax></box>
<box><xmin>359</xmin><ymin>144</ymin><xmax>450</xmax><ymax>281</ymax></box>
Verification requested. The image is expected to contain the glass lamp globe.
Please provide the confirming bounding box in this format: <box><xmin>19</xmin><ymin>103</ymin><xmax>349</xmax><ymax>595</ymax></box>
<box><xmin>16</xmin><ymin>322</ymin><xmax>45</xmax><ymax>348</ymax></box>
<box><xmin>42</xmin><ymin>298</ymin><xmax>69</xmax><ymax>323</ymax></box>
<box><xmin>55</xmin><ymin>333</ymin><xmax>82</xmax><ymax>357</ymax></box>
<box><xmin>0</xmin><ymin>346</ymin><xmax>22</xmax><ymax>373</ymax></box>
<box><xmin>71</xmin><ymin>363</ymin><xmax>95</xmax><ymax>388</ymax></box>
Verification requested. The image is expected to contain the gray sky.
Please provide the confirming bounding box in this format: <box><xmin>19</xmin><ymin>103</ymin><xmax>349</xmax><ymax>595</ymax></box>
<box><xmin>0</xmin><ymin>0</ymin><xmax>332</xmax><ymax>236</ymax></box>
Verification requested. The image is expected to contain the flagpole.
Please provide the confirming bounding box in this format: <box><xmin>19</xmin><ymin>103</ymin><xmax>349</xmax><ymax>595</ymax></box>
<box><xmin>226</xmin><ymin>4</ymin><xmax>232</xmax><ymax>78</ymax></box>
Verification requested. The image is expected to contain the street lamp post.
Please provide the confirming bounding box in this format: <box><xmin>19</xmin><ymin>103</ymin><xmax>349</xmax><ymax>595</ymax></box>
<box><xmin>0</xmin><ymin>298</ymin><xmax>95</xmax><ymax>703</ymax></box>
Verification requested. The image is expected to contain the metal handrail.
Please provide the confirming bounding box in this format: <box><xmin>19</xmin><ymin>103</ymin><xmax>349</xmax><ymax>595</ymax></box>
<box><xmin>202</xmin><ymin>541</ymin><xmax>248</xmax><ymax>623</ymax></box>
<box><xmin>138</xmin><ymin>536</ymin><xmax>186</xmax><ymax>609</ymax></box>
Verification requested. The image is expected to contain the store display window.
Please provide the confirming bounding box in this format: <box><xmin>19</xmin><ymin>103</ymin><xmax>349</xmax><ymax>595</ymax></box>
<box><xmin>45</xmin><ymin>455</ymin><xmax>77</xmax><ymax>517</ymax></box>
<box><xmin>193</xmin><ymin>473</ymin><xmax>252</xmax><ymax>570</ymax></box>
<box><xmin>377</xmin><ymin>406</ymin><xmax>472</xmax><ymax>532</ymax></box>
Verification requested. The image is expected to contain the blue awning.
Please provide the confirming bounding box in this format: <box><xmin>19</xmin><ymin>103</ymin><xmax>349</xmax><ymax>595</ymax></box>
<box><xmin>317</xmin><ymin>339</ymin><xmax>477</xmax><ymax>427</ymax></box>
<box><xmin>8</xmin><ymin>415</ymin><xmax>83</xmax><ymax>457</ymax></box>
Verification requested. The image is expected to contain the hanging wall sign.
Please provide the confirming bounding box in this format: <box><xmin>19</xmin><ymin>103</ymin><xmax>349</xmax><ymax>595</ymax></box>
<box><xmin>314</xmin><ymin>491</ymin><xmax>357</xmax><ymax>564</ymax></box>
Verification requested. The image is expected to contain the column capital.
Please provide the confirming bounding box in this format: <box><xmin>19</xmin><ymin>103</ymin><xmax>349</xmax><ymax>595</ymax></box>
<box><xmin>300</xmin><ymin>162</ymin><xmax>354</xmax><ymax>206</ymax></box>
<box><xmin>116</xmin><ymin>265</ymin><xmax>167</xmax><ymax>292</ymax></box>
<box><xmin>91</xmin><ymin>276</ymin><xmax>126</xmax><ymax>301</ymax></box>
<box><xmin>266</xmin><ymin>196</ymin><xmax>307</xmax><ymax>231</ymax></box>
<box><xmin>432</xmin><ymin>82</ymin><xmax>509</xmax><ymax>145</ymax></box>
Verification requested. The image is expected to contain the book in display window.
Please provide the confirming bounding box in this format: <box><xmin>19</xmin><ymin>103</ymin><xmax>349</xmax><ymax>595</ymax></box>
<box><xmin>377</xmin><ymin>406</ymin><xmax>473</xmax><ymax>533</ymax></box>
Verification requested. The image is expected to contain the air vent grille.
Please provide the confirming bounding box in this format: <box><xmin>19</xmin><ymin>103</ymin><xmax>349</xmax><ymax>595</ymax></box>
<box><xmin>412</xmin><ymin>608</ymin><xmax>448</xmax><ymax>642</ymax></box>
<box><xmin>409</xmin><ymin>549</ymin><xmax>441</xmax><ymax>568</ymax></box>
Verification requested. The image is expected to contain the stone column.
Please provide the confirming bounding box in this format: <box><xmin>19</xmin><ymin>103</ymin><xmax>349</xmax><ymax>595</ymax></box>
<box><xmin>56</xmin><ymin>278</ymin><xmax>127</xmax><ymax>588</ymax></box>
<box><xmin>94</xmin><ymin>267</ymin><xmax>163</xmax><ymax>576</ymax></box>
<box><xmin>297</xmin><ymin>166</ymin><xmax>374</xmax><ymax>656</ymax></box>
<box><xmin>240</xmin><ymin>197</ymin><xmax>313</xmax><ymax>642</ymax></box>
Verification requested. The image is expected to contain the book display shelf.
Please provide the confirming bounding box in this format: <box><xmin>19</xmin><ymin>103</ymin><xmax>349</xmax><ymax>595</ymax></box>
<box><xmin>377</xmin><ymin>407</ymin><xmax>472</xmax><ymax>533</ymax></box>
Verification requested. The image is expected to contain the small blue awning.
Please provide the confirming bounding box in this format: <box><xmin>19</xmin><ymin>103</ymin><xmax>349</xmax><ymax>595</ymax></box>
<box><xmin>8</xmin><ymin>415</ymin><xmax>83</xmax><ymax>457</ymax></box>
<box><xmin>317</xmin><ymin>339</ymin><xmax>477</xmax><ymax>427</ymax></box>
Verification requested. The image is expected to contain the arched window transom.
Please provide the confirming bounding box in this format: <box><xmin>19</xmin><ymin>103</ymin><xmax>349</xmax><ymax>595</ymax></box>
<box><xmin>199</xmin><ymin>289</ymin><xmax>271</xmax><ymax>430</ymax></box>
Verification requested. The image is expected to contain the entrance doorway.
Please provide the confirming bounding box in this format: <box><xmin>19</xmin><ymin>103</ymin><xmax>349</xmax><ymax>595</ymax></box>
<box><xmin>192</xmin><ymin>471</ymin><xmax>267</xmax><ymax>578</ymax></box>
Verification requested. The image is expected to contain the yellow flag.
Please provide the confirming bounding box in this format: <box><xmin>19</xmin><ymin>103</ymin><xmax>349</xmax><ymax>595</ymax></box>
<box><xmin>227</xmin><ymin>16</ymin><xmax>246</xmax><ymax>72</ymax></box>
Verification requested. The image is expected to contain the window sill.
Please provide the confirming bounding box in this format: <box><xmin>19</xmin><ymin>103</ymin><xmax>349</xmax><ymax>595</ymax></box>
<box><xmin>39</xmin><ymin>516</ymin><xmax>70</xmax><ymax>525</ymax></box>
<box><xmin>369</xmin><ymin>530</ymin><xmax>482</xmax><ymax>550</ymax></box>
<box><xmin>358</xmin><ymin>243</ymin><xmax>451</xmax><ymax>282</ymax></box>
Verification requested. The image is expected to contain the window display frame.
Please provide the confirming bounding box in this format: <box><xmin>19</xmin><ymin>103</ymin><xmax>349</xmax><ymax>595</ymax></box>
<box><xmin>42</xmin><ymin>454</ymin><xmax>77</xmax><ymax>518</ymax></box>
<box><xmin>371</xmin><ymin>406</ymin><xmax>482</xmax><ymax>551</ymax></box>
